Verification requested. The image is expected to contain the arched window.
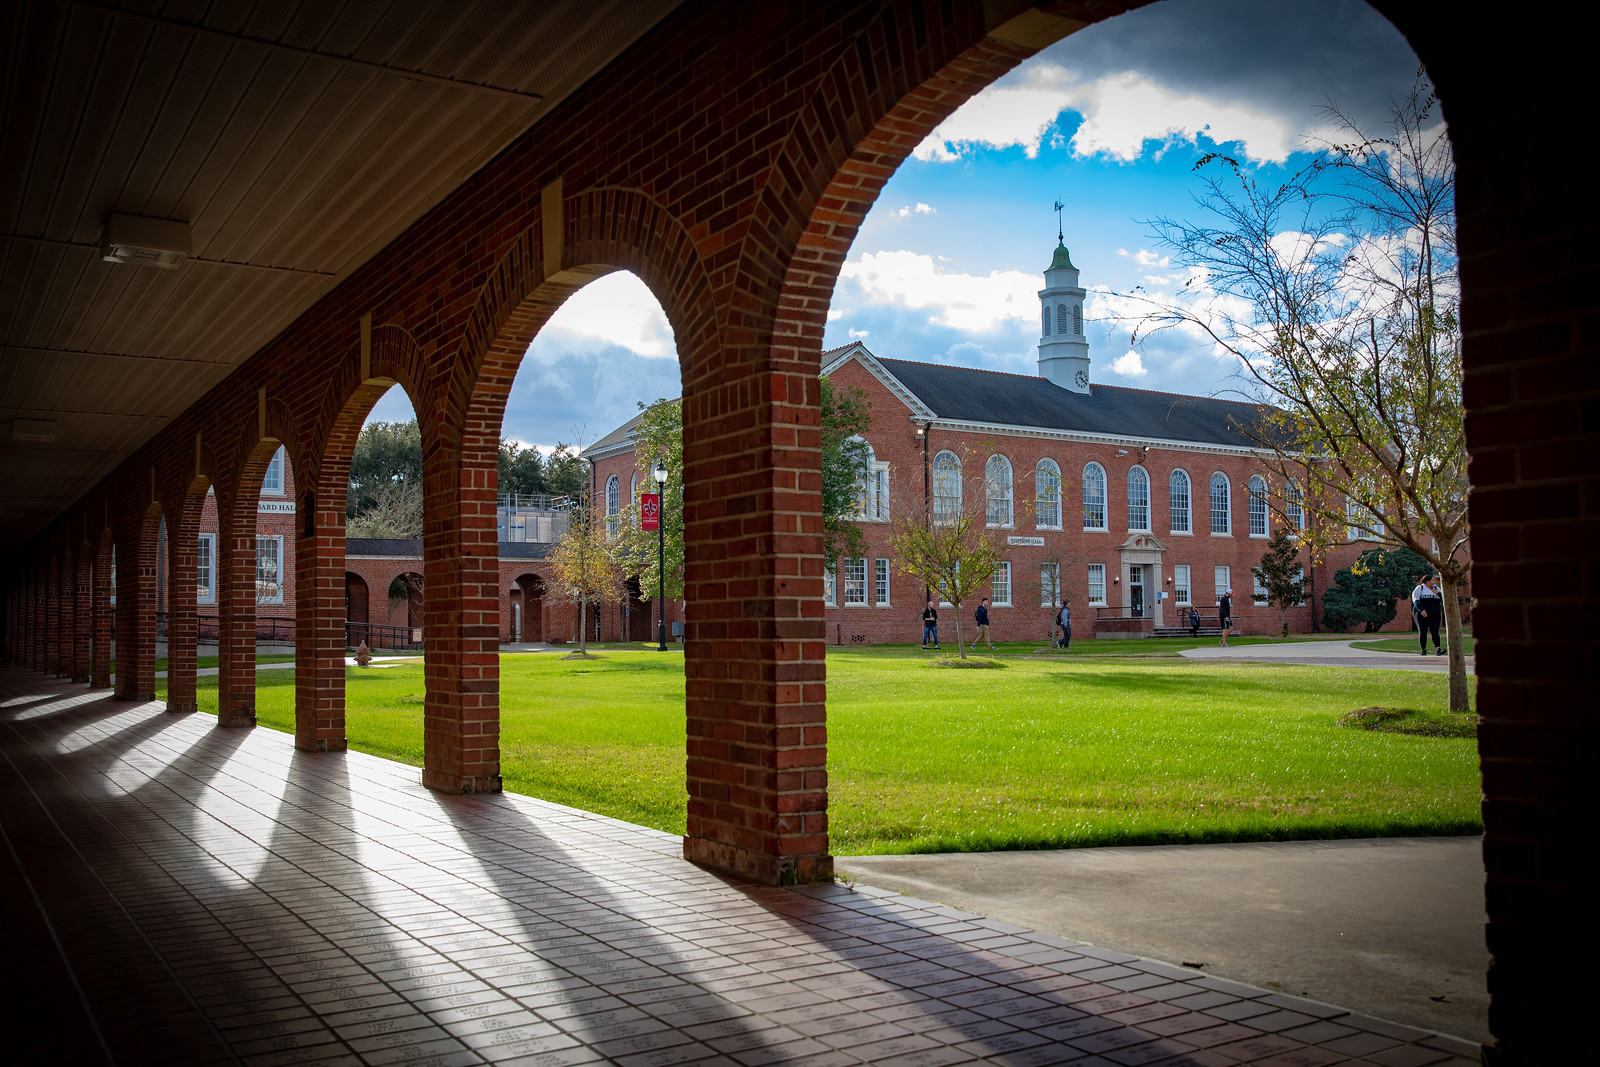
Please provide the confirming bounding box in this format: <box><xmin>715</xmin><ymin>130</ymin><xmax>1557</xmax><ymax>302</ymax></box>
<box><xmin>1248</xmin><ymin>475</ymin><xmax>1269</xmax><ymax>536</ymax></box>
<box><xmin>985</xmin><ymin>455</ymin><xmax>1013</xmax><ymax>527</ymax></box>
<box><xmin>1209</xmin><ymin>473</ymin><xmax>1231</xmax><ymax>535</ymax></box>
<box><xmin>1169</xmin><ymin>469</ymin><xmax>1191</xmax><ymax>533</ymax></box>
<box><xmin>933</xmin><ymin>451</ymin><xmax>962</xmax><ymax>524</ymax></box>
<box><xmin>1041</xmin><ymin>305</ymin><xmax>1051</xmax><ymax>336</ymax></box>
<box><xmin>630</xmin><ymin>471</ymin><xmax>638</xmax><ymax>506</ymax></box>
<box><xmin>853</xmin><ymin>437</ymin><xmax>888</xmax><ymax>521</ymax></box>
<box><xmin>1285</xmin><ymin>480</ymin><xmax>1305</xmax><ymax>530</ymax></box>
<box><xmin>1082</xmin><ymin>462</ymin><xmax>1107</xmax><ymax>530</ymax></box>
<box><xmin>1035</xmin><ymin>460</ymin><xmax>1062</xmax><ymax>528</ymax></box>
<box><xmin>1073</xmin><ymin>303</ymin><xmax>1083</xmax><ymax>335</ymax></box>
<box><xmin>1127</xmin><ymin>466</ymin><xmax>1150</xmax><ymax>531</ymax></box>
<box><xmin>1056</xmin><ymin>304</ymin><xmax>1069</xmax><ymax>333</ymax></box>
<box><xmin>605</xmin><ymin>475</ymin><xmax>620</xmax><ymax>537</ymax></box>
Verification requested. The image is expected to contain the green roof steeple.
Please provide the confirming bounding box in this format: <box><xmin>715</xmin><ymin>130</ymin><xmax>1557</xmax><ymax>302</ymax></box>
<box><xmin>1048</xmin><ymin>239</ymin><xmax>1075</xmax><ymax>271</ymax></box>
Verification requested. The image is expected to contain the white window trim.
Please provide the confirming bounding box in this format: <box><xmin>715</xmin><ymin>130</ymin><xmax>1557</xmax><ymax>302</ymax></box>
<box><xmin>1127</xmin><ymin>465</ymin><xmax>1151</xmax><ymax>533</ymax></box>
<box><xmin>261</xmin><ymin>447</ymin><xmax>286</xmax><ymax>496</ymax></box>
<box><xmin>1035</xmin><ymin>460</ymin><xmax>1062</xmax><ymax>530</ymax></box>
<box><xmin>1214</xmin><ymin>565</ymin><xmax>1231</xmax><ymax>604</ymax></box>
<box><xmin>823</xmin><ymin>565</ymin><xmax>836</xmax><ymax>607</ymax></box>
<box><xmin>933</xmin><ymin>450</ymin><xmax>962</xmax><ymax>525</ymax></box>
<box><xmin>992</xmin><ymin>561</ymin><xmax>1012</xmax><ymax>607</ymax></box>
<box><xmin>1082</xmin><ymin>462</ymin><xmax>1107</xmax><ymax>532</ymax></box>
<box><xmin>842</xmin><ymin>557</ymin><xmax>868</xmax><ymax>607</ymax></box>
<box><xmin>874</xmin><ymin>558</ymin><xmax>890</xmax><ymax>607</ymax></box>
<box><xmin>256</xmin><ymin>535</ymin><xmax>284</xmax><ymax>605</ymax></box>
<box><xmin>1169</xmin><ymin>468</ymin><xmax>1192</xmax><ymax>536</ymax></box>
<box><xmin>1174</xmin><ymin>564</ymin><xmax>1191</xmax><ymax>606</ymax></box>
<box><xmin>1040</xmin><ymin>562</ymin><xmax>1060</xmax><ymax>607</ymax></box>
<box><xmin>985</xmin><ymin>454</ymin><xmax>1014</xmax><ymax>528</ymax></box>
<box><xmin>1087</xmin><ymin>563</ymin><xmax>1107</xmax><ymax>606</ymax></box>
<box><xmin>1209</xmin><ymin>473</ymin><xmax>1232</xmax><ymax>536</ymax></box>
<box><xmin>197</xmin><ymin>533</ymin><xmax>216</xmax><ymax>605</ymax></box>
<box><xmin>1248</xmin><ymin>476</ymin><xmax>1270</xmax><ymax>538</ymax></box>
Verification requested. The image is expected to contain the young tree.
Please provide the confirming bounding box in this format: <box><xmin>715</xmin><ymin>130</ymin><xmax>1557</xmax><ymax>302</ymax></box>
<box><xmin>547</xmin><ymin>488</ymin><xmax>624</xmax><ymax>655</ymax></box>
<box><xmin>1252</xmin><ymin>528</ymin><xmax>1309</xmax><ymax>637</ymax></box>
<box><xmin>1321</xmin><ymin>546</ymin><xmax>1430</xmax><ymax>633</ymax></box>
<box><xmin>345</xmin><ymin>478</ymin><xmax>423</xmax><ymax>539</ymax></box>
<box><xmin>820</xmin><ymin>377</ymin><xmax>873</xmax><ymax>570</ymax></box>
<box><xmin>616</xmin><ymin>399</ymin><xmax>684</xmax><ymax>604</ymax></box>
<box><xmin>886</xmin><ymin>449</ymin><xmax>1003</xmax><ymax>660</ymax></box>
<box><xmin>497</xmin><ymin>439</ymin><xmax>546</xmax><ymax>499</ymax></box>
<box><xmin>543</xmin><ymin>443</ymin><xmax>589</xmax><ymax>500</ymax></box>
<box><xmin>1139</xmin><ymin>80</ymin><xmax>1471</xmax><ymax>710</ymax></box>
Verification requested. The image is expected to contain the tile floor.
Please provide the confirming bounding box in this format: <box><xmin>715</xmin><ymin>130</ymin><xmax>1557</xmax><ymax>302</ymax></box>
<box><xmin>0</xmin><ymin>667</ymin><xmax>1480</xmax><ymax>1066</ymax></box>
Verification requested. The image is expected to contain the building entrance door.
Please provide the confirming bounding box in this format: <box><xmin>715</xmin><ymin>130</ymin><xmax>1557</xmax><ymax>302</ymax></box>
<box><xmin>1129</xmin><ymin>565</ymin><xmax>1145</xmax><ymax>618</ymax></box>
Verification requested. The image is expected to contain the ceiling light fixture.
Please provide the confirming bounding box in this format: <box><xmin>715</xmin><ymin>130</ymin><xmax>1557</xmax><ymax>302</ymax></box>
<box><xmin>12</xmin><ymin>418</ymin><xmax>57</xmax><ymax>442</ymax></box>
<box><xmin>102</xmin><ymin>213</ymin><xmax>191</xmax><ymax>269</ymax></box>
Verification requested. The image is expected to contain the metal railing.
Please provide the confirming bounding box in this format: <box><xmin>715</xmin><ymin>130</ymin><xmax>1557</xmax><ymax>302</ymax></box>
<box><xmin>152</xmin><ymin>612</ymin><xmax>291</xmax><ymax>642</ymax></box>
<box><xmin>345</xmin><ymin>622</ymin><xmax>423</xmax><ymax>652</ymax></box>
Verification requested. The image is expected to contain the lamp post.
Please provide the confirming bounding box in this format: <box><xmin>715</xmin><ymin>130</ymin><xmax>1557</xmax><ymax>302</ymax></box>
<box><xmin>652</xmin><ymin>459</ymin><xmax>668</xmax><ymax>651</ymax></box>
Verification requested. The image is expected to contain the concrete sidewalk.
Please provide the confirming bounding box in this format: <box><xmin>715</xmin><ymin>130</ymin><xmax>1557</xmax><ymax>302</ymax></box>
<box><xmin>839</xmin><ymin>836</ymin><xmax>1488</xmax><ymax>1043</ymax></box>
<box><xmin>1181</xmin><ymin>638</ymin><xmax>1475</xmax><ymax>674</ymax></box>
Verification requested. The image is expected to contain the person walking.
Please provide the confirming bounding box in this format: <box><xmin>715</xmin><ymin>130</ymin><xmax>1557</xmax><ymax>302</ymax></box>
<box><xmin>1217</xmin><ymin>589</ymin><xmax>1233</xmax><ymax>647</ymax></box>
<box><xmin>972</xmin><ymin>597</ymin><xmax>994</xmax><ymax>650</ymax></box>
<box><xmin>1188</xmin><ymin>605</ymin><xmax>1201</xmax><ymax>638</ymax></box>
<box><xmin>921</xmin><ymin>600</ymin><xmax>939</xmax><ymax>650</ymax></box>
<box><xmin>1412</xmin><ymin>573</ymin><xmax>1445</xmax><ymax>656</ymax></box>
<box><xmin>1056</xmin><ymin>598</ymin><xmax>1072</xmax><ymax>651</ymax></box>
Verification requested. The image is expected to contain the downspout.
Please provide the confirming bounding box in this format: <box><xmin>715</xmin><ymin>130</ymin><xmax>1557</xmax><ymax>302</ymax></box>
<box><xmin>921</xmin><ymin>420</ymin><xmax>932</xmax><ymax>603</ymax></box>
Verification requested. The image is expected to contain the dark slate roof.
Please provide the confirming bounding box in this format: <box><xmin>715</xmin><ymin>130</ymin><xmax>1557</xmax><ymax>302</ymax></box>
<box><xmin>346</xmin><ymin>537</ymin><xmax>423</xmax><ymax>557</ymax></box>
<box><xmin>876</xmin><ymin>358</ymin><xmax>1270</xmax><ymax>448</ymax></box>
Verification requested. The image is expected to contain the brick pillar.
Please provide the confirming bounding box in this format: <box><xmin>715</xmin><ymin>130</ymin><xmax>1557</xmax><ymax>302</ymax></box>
<box><xmin>681</xmin><ymin>371</ymin><xmax>832</xmax><ymax>887</ymax></box>
<box><xmin>295</xmin><ymin>487</ymin><xmax>347</xmax><ymax>752</ymax></box>
<box><xmin>72</xmin><ymin>548</ymin><xmax>91</xmax><ymax>683</ymax></box>
<box><xmin>419</xmin><ymin>443</ymin><xmax>501</xmax><ymax>794</ymax></box>
<box><xmin>31</xmin><ymin>565</ymin><xmax>46</xmax><ymax>674</ymax></box>
<box><xmin>53</xmin><ymin>555</ymin><xmax>70</xmax><ymax>676</ymax></box>
<box><xmin>43</xmin><ymin>557</ymin><xmax>60</xmax><ymax>676</ymax></box>
<box><xmin>165</xmin><ymin>520</ymin><xmax>198</xmax><ymax>714</ymax></box>
<box><xmin>216</xmin><ymin>507</ymin><xmax>257</xmax><ymax>727</ymax></box>
<box><xmin>91</xmin><ymin>535</ymin><xmax>111</xmax><ymax>689</ymax></box>
<box><xmin>114</xmin><ymin>523</ymin><xmax>158</xmax><ymax>701</ymax></box>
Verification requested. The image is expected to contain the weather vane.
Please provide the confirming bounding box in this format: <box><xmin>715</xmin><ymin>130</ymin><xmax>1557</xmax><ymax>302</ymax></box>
<box><xmin>1053</xmin><ymin>199</ymin><xmax>1065</xmax><ymax>242</ymax></box>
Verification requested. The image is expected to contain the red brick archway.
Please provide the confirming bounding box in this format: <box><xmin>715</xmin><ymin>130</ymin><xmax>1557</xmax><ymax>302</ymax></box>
<box><xmin>2</xmin><ymin>4</ymin><xmax>1591</xmax><ymax>1057</ymax></box>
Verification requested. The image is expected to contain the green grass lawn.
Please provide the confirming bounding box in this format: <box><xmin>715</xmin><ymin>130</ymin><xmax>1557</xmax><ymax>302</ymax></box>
<box><xmin>1351</xmin><ymin>635</ymin><xmax>1475</xmax><ymax>655</ymax></box>
<box><xmin>162</xmin><ymin>643</ymin><xmax>1480</xmax><ymax>855</ymax></box>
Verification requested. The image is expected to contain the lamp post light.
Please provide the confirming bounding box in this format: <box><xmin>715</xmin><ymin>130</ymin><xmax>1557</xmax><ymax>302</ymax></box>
<box><xmin>652</xmin><ymin>459</ymin><xmax>668</xmax><ymax>652</ymax></box>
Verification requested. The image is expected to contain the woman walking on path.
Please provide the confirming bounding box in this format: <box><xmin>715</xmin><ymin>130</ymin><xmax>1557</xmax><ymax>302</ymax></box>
<box><xmin>1218</xmin><ymin>589</ymin><xmax>1233</xmax><ymax>647</ymax></box>
<box><xmin>1412</xmin><ymin>573</ymin><xmax>1445</xmax><ymax>656</ymax></box>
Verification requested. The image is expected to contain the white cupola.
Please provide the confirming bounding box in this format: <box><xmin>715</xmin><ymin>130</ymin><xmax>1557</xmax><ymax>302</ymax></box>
<box><xmin>1037</xmin><ymin>239</ymin><xmax>1091</xmax><ymax>393</ymax></box>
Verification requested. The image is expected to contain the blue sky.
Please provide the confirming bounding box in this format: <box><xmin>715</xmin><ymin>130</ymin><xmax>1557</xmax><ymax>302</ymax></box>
<box><xmin>366</xmin><ymin>0</ymin><xmax>1425</xmax><ymax>450</ymax></box>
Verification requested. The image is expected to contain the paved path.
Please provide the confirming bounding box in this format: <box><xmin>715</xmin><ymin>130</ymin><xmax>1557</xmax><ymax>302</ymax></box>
<box><xmin>0</xmin><ymin>666</ymin><xmax>1480</xmax><ymax>1066</ymax></box>
<box><xmin>1180</xmin><ymin>639</ymin><xmax>1474</xmax><ymax>674</ymax></box>
<box><xmin>838</xmin><ymin>838</ymin><xmax>1487</xmax><ymax>1044</ymax></box>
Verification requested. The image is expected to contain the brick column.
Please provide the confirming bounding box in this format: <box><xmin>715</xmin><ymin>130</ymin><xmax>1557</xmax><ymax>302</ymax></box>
<box><xmin>216</xmin><ymin>507</ymin><xmax>257</xmax><ymax>727</ymax></box>
<box><xmin>295</xmin><ymin>488</ymin><xmax>348</xmax><ymax>752</ymax></box>
<box><xmin>72</xmin><ymin>548</ymin><xmax>91</xmax><ymax>682</ymax></box>
<box><xmin>44</xmin><ymin>557</ymin><xmax>60</xmax><ymax>676</ymax></box>
<box><xmin>91</xmin><ymin>535</ymin><xmax>111</xmax><ymax>689</ymax></box>
<box><xmin>113</xmin><ymin>522</ymin><xmax>158</xmax><ymax>701</ymax></box>
<box><xmin>419</xmin><ymin>443</ymin><xmax>501</xmax><ymax>794</ymax></box>
<box><xmin>32</xmin><ymin>565</ymin><xmax>46</xmax><ymax>674</ymax></box>
<box><xmin>681</xmin><ymin>371</ymin><xmax>832</xmax><ymax>887</ymax></box>
<box><xmin>165</xmin><ymin>520</ymin><xmax>198</xmax><ymax>714</ymax></box>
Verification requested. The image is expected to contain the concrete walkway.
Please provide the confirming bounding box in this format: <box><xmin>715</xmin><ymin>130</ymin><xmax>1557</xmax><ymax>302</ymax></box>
<box><xmin>1180</xmin><ymin>639</ymin><xmax>1474</xmax><ymax>674</ymax></box>
<box><xmin>1</xmin><ymin>666</ymin><xmax>1480</xmax><ymax>1066</ymax></box>
<box><xmin>838</xmin><ymin>838</ymin><xmax>1487</xmax><ymax>1044</ymax></box>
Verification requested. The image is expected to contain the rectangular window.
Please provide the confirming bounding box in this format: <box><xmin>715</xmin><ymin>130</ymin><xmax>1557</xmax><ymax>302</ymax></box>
<box><xmin>196</xmin><ymin>534</ymin><xmax>215</xmax><ymax>604</ymax></box>
<box><xmin>1174</xmin><ymin>564</ymin><xmax>1190</xmax><ymax>606</ymax></box>
<box><xmin>1170</xmin><ymin>476</ymin><xmax>1191</xmax><ymax>534</ymax></box>
<box><xmin>992</xmin><ymin>562</ymin><xmax>1011</xmax><ymax>607</ymax></box>
<box><xmin>842</xmin><ymin>558</ymin><xmax>867</xmax><ymax>605</ymax></box>
<box><xmin>1088</xmin><ymin>563</ymin><xmax>1106</xmax><ymax>606</ymax></box>
<box><xmin>855</xmin><ymin>465</ymin><xmax>889</xmax><ymax>522</ymax></box>
<box><xmin>1294</xmin><ymin>567</ymin><xmax>1306</xmax><ymax>605</ymax></box>
<box><xmin>823</xmin><ymin>566</ymin><xmax>836</xmax><ymax>606</ymax></box>
<box><xmin>1253</xmin><ymin>571</ymin><xmax>1268</xmax><ymax>603</ymax></box>
<box><xmin>1040</xmin><ymin>562</ymin><xmax>1060</xmax><ymax>607</ymax></box>
<box><xmin>261</xmin><ymin>447</ymin><xmax>285</xmax><ymax>496</ymax></box>
<box><xmin>1215</xmin><ymin>565</ymin><xmax>1230</xmax><ymax>603</ymax></box>
<box><xmin>938</xmin><ymin>562</ymin><xmax>958</xmax><ymax>607</ymax></box>
<box><xmin>874</xmin><ymin>558</ymin><xmax>890</xmax><ymax>606</ymax></box>
<box><xmin>256</xmin><ymin>535</ymin><xmax>283</xmax><ymax>604</ymax></box>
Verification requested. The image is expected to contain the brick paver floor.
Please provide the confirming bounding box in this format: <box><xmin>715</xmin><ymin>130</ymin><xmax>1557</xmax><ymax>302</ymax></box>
<box><xmin>0</xmin><ymin>667</ymin><xmax>1481</xmax><ymax>1066</ymax></box>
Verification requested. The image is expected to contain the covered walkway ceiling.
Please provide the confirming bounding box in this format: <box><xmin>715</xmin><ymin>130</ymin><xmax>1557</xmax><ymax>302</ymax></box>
<box><xmin>0</xmin><ymin>0</ymin><xmax>683</xmax><ymax>549</ymax></box>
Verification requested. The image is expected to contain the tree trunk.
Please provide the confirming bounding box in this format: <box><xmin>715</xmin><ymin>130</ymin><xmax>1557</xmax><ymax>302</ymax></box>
<box><xmin>951</xmin><ymin>607</ymin><xmax>965</xmax><ymax>660</ymax></box>
<box><xmin>1440</xmin><ymin>572</ymin><xmax>1471</xmax><ymax>714</ymax></box>
<box><xmin>578</xmin><ymin>593</ymin><xmax>588</xmax><ymax>654</ymax></box>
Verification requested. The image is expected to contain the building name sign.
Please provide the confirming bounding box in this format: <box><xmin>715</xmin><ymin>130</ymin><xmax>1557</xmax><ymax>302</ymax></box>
<box><xmin>1007</xmin><ymin>536</ymin><xmax>1045</xmax><ymax>546</ymax></box>
<box><xmin>258</xmin><ymin>501</ymin><xmax>296</xmax><ymax>514</ymax></box>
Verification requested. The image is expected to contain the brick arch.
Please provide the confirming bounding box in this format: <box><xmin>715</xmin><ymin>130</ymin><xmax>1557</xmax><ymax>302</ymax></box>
<box><xmin>163</xmin><ymin>474</ymin><xmax>213</xmax><ymax>716</ymax></box>
<box><xmin>455</xmin><ymin>186</ymin><xmax>718</xmax><ymax>441</ymax></box>
<box><xmin>115</xmin><ymin>499</ymin><xmax>165</xmax><ymax>701</ymax></box>
<box><xmin>215</xmin><ymin>437</ymin><xmax>286</xmax><ymax>728</ymax></box>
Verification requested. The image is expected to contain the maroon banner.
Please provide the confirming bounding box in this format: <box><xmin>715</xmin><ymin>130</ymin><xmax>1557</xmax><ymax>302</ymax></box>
<box><xmin>639</xmin><ymin>493</ymin><xmax>660</xmax><ymax>531</ymax></box>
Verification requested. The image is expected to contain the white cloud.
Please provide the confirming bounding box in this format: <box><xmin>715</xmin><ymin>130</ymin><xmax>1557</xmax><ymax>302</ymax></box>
<box><xmin>826</xmin><ymin>308</ymin><xmax>844</xmax><ymax>322</ymax></box>
<box><xmin>535</xmin><ymin>270</ymin><xmax>675</xmax><ymax>358</ymax></box>
<box><xmin>1118</xmin><ymin>248</ymin><xmax>1172</xmax><ymax>268</ymax></box>
<box><xmin>893</xmin><ymin>202</ymin><xmax>938</xmax><ymax>218</ymax></box>
<box><xmin>914</xmin><ymin>65</ymin><xmax>1077</xmax><ymax>162</ymax></box>
<box><xmin>837</xmin><ymin>250</ymin><xmax>1036</xmax><ymax>333</ymax></box>
<box><xmin>1108</xmin><ymin>351</ymin><xmax>1148</xmax><ymax>377</ymax></box>
<box><xmin>848</xmin><ymin>328</ymin><xmax>870</xmax><ymax>339</ymax></box>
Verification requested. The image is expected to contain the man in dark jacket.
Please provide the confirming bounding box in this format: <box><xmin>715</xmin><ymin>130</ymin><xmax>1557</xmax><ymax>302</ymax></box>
<box><xmin>972</xmin><ymin>597</ymin><xmax>994</xmax><ymax>649</ymax></box>
<box><xmin>1056</xmin><ymin>598</ymin><xmax>1072</xmax><ymax>650</ymax></box>
<box><xmin>921</xmin><ymin>600</ymin><xmax>939</xmax><ymax>649</ymax></box>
